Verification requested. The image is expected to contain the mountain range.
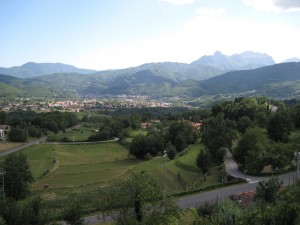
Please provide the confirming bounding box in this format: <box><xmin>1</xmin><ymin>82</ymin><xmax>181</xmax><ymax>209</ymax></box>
<box><xmin>0</xmin><ymin>51</ymin><xmax>300</xmax><ymax>100</ymax></box>
<box><xmin>0</xmin><ymin>62</ymin><xmax>96</xmax><ymax>78</ymax></box>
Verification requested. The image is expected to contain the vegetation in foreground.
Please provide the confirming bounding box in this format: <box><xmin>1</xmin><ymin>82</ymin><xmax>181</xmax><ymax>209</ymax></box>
<box><xmin>1</xmin><ymin>96</ymin><xmax>300</xmax><ymax>224</ymax></box>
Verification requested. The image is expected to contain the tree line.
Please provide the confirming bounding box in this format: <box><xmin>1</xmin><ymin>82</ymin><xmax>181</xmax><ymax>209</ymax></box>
<box><xmin>199</xmin><ymin>97</ymin><xmax>299</xmax><ymax>174</ymax></box>
<box><xmin>0</xmin><ymin>110</ymin><xmax>78</xmax><ymax>142</ymax></box>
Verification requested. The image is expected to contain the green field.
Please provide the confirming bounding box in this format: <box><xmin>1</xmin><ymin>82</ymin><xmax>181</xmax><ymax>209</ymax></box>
<box><xmin>126</xmin><ymin>129</ymin><xmax>148</xmax><ymax>142</ymax></box>
<box><xmin>0</xmin><ymin>138</ymin><xmax>224</xmax><ymax>204</ymax></box>
<box><xmin>22</xmin><ymin>142</ymin><xmax>141</xmax><ymax>190</ymax></box>
<box><xmin>53</xmin><ymin>126</ymin><xmax>96</xmax><ymax>142</ymax></box>
<box><xmin>16</xmin><ymin>141</ymin><xmax>221</xmax><ymax>193</ymax></box>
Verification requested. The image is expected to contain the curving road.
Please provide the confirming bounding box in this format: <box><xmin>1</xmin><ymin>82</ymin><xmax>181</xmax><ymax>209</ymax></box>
<box><xmin>75</xmin><ymin>151</ymin><xmax>298</xmax><ymax>225</ymax></box>
<box><xmin>1</xmin><ymin>140</ymin><xmax>297</xmax><ymax>224</ymax></box>
<box><xmin>224</xmin><ymin>150</ymin><xmax>264</xmax><ymax>183</ymax></box>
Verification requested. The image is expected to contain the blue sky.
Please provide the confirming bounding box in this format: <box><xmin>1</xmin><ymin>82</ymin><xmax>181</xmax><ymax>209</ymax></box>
<box><xmin>1</xmin><ymin>0</ymin><xmax>300</xmax><ymax>70</ymax></box>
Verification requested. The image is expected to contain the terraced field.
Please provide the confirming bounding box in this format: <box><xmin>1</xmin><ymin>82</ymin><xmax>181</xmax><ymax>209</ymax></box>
<box><xmin>7</xmin><ymin>140</ymin><xmax>221</xmax><ymax>195</ymax></box>
<box><xmin>22</xmin><ymin>142</ymin><xmax>141</xmax><ymax>190</ymax></box>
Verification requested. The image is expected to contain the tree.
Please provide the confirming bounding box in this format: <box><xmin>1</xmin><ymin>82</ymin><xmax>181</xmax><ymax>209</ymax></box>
<box><xmin>174</xmin><ymin>134</ymin><xmax>187</xmax><ymax>152</ymax></box>
<box><xmin>0</xmin><ymin>199</ymin><xmax>22</xmax><ymax>225</ymax></box>
<box><xmin>106</xmin><ymin>171</ymin><xmax>180</xmax><ymax>224</ymax></box>
<box><xmin>129</xmin><ymin>135</ymin><xmax>147</xmax><ymax>159</ymax></box>
<box><xmin>167</xmin><ymin>120</ymin><xmax>198</xmax><ymax>147</ymax></box>
<box><xmin>167</xmin><ymin>147</ymin><xmax>176</xmax><ymax>160</ymax></box>
<box><xmin>0</xmin><ymin>111</ymin><xmax>6</xmax><ymax>124</ymax></box>
<box><xmin>234</xmin><ymin>126</ymin><xmax>268</xmax><ymax>171</ymax></box>
<box><xmin>202</xmin><ymin>114</ymin><xmax>238</xmax><ymax>157</ymax></box>
<box><xmin>129</xmin><ymin>133</ymin><xmax>165</xmax><ymax>159</ymax></box>
<box><xmin>144</xmin><ymin>133</ymin><xmax>165</xmax><ymax>156</ymax></box>
<box><xmin>267</xmin><ymin>109</ymin><xmax>293</xmax><ymax>142</ymax></box>
<box><xmin>21</xmin><ymin>197</ymin><xmax>49</xmax><ymax>225</ymax></box>
<box><xmin>216</xmin><ymin>147</ymin><xmax>227</xmax><ymax>164</ymax></box>
<box><xmin>196</xmin><ymin>149</ymin><xmax>210</xmax><ymax>174</ymax></box>
<box><xmin>8</xmin><ymin>127</ymin><xmax>28</xmax><ymax>142</ymax></box>
<box><xmin>254</xmin><ymin>111</ymin><xmax>269</xmax><ymax>128</ymax></box>
<box><xmin>237</xmin><ymin>116</ymin><xmax>252</xmax><ymax>134</ymax></box>
<box><xmin>1</xmin><ymin>153</ymin><xmax>33</xmax><ymax>200</ymax></box>
<box><xmin>63</xmin><ymin>197</ymin><xmax>84</xmax><ymax>225</ymax></box>
<box><xmin>255</xmin><ymin>177</ymin><xmax>282</xmax><ymax>204</ymax></box>
<box><xmin>268</xmin><ymin>143</ymin><xmax>293</xmax><ymax>172</ymax></box>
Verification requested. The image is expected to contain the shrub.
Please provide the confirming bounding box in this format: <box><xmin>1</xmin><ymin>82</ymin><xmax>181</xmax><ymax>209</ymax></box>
<box><xmin>144</xmin><ymin>152</ymin><xmax>153</xmax><ymax>160</ymax></box>
<box><xmin>167</xmin><ymin>148</ymin><xmax>176</xmax><ymax>160</ymax></box>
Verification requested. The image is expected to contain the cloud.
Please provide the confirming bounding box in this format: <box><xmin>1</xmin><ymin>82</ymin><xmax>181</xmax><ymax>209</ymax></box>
<box><xmin>80</xmin><ymin>5</ymin><xmax>300</xmax><ymax>70</ymax></box>
<box><xmin>243</xmin><ymin>0</ymin><xmax>300</xmax><ymax>12</ymax></box>
<box><xmin>195</xmin><ymin>7</ymin><xmax>226</xmax><ymax>16</ymax></box>
<box><xmin>160</xmin><ymin>0</ymin><xmax>195</xmax><ymax>5</ymax></box>
<box><xmin>274</xmin><ymin>0</ymin><xmax>300</xmax><ymax>11</ymax></box>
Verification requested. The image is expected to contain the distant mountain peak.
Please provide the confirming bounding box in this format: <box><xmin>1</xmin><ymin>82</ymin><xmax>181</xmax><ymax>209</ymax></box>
<box><xmin>213</xmin><ymin>51</ymin><xmax>224</xmax><ymax>56</ymax></box>
<box><xmin>192</xmin><ymin>51</ymin><xmax>275</xmax><ymax>70</ymax></box>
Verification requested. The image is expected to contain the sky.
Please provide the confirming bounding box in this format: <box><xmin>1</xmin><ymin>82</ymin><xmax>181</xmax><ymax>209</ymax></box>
<box><xmin>1</xmin><ymin>0</ymin><xmax>300</xmax><ymax>70</ymax></box>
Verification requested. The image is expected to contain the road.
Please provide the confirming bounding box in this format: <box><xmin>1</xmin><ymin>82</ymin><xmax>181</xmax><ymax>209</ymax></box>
<box><xmin>1</xmin><ymin>139</ymin><xmax>297</xmax><ymax>224</ymax></box>
<box><xmin>224</xmin><ymin>150</ymin><xmax>264</xmax><ymax>183</ymax></box>
<box><xmin>77</xmin><ymin>151</ymin><xmax>298</xmax><ymax>225</ymax></box>
<box><xmin>0</xmin><ymin>124</ymin><xmax>82</xmax><ymax>157</ymax></box>
<box><xmin>0</xmin><ymin>136</ymin><xmax>47</xmax><ymax>157</ymax></box>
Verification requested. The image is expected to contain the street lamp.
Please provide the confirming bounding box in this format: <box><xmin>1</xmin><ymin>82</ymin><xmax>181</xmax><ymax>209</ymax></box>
<box><xmin>0</xmin><ymin>168</ymin><xmax>5</xmax><ymax>203</ymax></box>
<box><xmin>294</xmin><ymin>152</ymin><xmax>300</xmax><ymax>180</ymax></box>
<box><xmin>163</xmin><ymin>150</ymin><xmax>167</xmax><ymax>199</ymax></box>
<box><xmin>244</xmin><ymin>169</ymin><xmax>248</xmax><ymax>183</ymax></box>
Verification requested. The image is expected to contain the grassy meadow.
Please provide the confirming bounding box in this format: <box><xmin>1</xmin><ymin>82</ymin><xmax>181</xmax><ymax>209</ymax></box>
<box><xmin>52</xmin><ymin>126</ymin><xmax>96</xmax><ymax>142</ymax></box>
<box><xmin>19</xmin><ymin>140</ymin><xmax>220</xmax><ymax>195</ymax></box>
<box><xmin>0</xmin><ymin>128</ymin><xmax>225</xmax><ymax>210</ymax></box>
<box><xmin>23</xmin><ymin>142</ymin><xmax>140</xmax><ymax>190</ymax></box>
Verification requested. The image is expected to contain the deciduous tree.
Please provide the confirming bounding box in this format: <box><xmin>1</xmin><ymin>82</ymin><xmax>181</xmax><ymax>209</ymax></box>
<box><xmin>1</xmin><ymin>153</ymin><xmax>33</xmax><ymax>200</ymax></box>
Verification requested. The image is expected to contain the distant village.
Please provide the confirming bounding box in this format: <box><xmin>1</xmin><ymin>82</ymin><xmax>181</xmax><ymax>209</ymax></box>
<box><xmin>0</xmin><ymin>95</ymin><xmax>190</xmax><ymax>112</ymax></box>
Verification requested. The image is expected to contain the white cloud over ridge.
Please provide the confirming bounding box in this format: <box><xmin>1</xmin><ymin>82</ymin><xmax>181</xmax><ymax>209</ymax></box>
<box><xmin>243</xmin><ymin>0</ymin><xmax>300</xmax><ymax>12</ymax></box>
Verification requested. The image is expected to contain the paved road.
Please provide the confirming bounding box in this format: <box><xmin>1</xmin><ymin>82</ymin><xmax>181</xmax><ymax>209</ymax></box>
<box><xmin>0</xmin><ymin>136</ymin><xmax>47</xmax><ymax>157</ymax></box>
<box><xmin>0</xmin><ymin>124</ymin><xmax>83</xmax><ymax>158</ymax></box>
<box><xmin>75</xmin><ymin>151</ymin><xmax>298</xmax><ymax>225</ymax></box>
<box><xmin>2</xmin><ymin>139</ymin><xmax>296</xmax><ymax>224</ymax></box>
<box><xmin>224</xmin><ymin>150</ymin><xmax>264</xmax><ymax>183</ymax></box>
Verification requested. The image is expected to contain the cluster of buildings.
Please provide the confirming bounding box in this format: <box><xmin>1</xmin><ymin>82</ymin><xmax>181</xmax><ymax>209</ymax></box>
<box><xmin>0</xmin><ymin>95</ymin><xmax>180</xmax><ymax>113</ymax></box>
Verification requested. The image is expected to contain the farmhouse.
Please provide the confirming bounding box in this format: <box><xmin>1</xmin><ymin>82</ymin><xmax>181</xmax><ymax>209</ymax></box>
<box><xmin>0</xmin><ymin>125</ymin><xmax>10</xmax><ymax>139</ymax></box>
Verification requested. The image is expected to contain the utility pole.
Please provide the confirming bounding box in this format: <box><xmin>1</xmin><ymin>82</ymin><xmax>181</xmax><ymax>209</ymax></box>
<box><xmin>0</xmin><ymin>168</ymin><xmax>5</xmax><ymax>203</ymax></box>
<box><xmin>163</xmin><ymin>150</ymin><xmax>167</xmax><ymax>200</ymax></box>
<box><xmin>295</xmin><ymin>152</ymin><xmax>300</xmax><ymax>180</ymax></box>
<box><xmin>244</xmin><ymin>169</ymin><xmax>247</xmax><ymax>183</ymax></box>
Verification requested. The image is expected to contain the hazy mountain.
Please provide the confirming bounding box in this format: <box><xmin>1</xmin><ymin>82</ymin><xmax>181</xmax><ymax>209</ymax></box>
<box><xmin>0</xmin><ymin>50</ymin><xmax>274</xmax><ymax>82</ymax></box>
<box><xmin>0</xmin><ymin>74</ymin><xmax>55</xmax><ymax>98</ymax></box>
<box><xmin>0</xmin><ymin>62</ymin><xmax>96</xmax><ymax>78</ymax></box>
<box><xmin>25</xmin><ymin>73</ymin><xmax>107</xmax><ymax>97</ymax></box>
<box><xmin>0</xmin><ymin>74</ymin><xmax>25</xmax><ymax>97</ymax></box>
<box><xmin>92</xmin><ymin>61</ymin><xmax>223</xmax><ymax>84</ymax></box>
<box><xmin>1</xmin><ymin>62</ymin><xmax>300</xmax><ymax>99</ymax></box>
<box><xmin>195</xmin><ymin>62</ymin><xmax>300</xmax><ymax>98</ymax></box>
<box><xmin>192</xmin><ymin>51</ymin><xmax>275</xmax><ymax>70</ymax></box>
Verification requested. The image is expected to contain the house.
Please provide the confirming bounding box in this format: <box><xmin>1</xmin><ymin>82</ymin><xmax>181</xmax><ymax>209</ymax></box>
<box><xmin>141</xmin><ymin>122</ymin><xmax>151</xmax><ymax>129</ymax></box>
<box><xmin>0</xmin><ymin>125</ymin><xmax>10</xmax><ymax>138</ymax></box>
<box><xmin>191</xmin><ymin>122</ymin><xmax>202</xmax><ymax>129</ymax></box>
